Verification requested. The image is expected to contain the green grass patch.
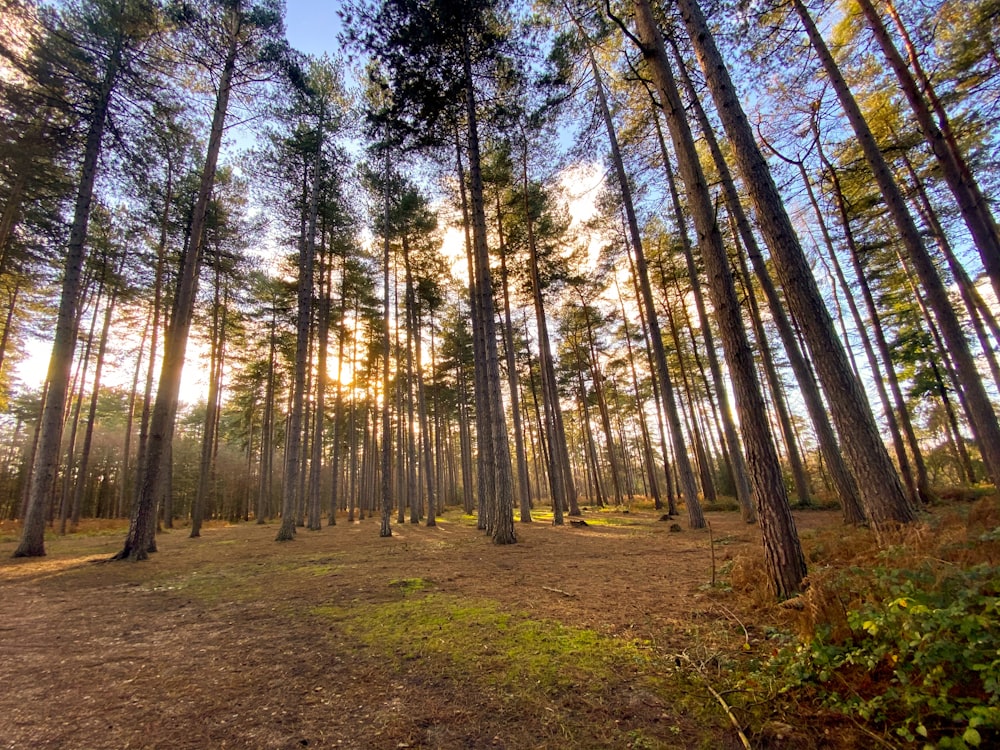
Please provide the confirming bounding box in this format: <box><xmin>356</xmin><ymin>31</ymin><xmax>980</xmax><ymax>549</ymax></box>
<box><xmin>438</xmin><ymin>511</ymin><xmax>480</xmax><ymax>527</ymax></box>
<box><xmin>388</xmin><ymin>576</ymin><xmax>430</xmax><ymax>592</ymax></box>
<box><xmin>0</xmin><ymin>519</ymin><xmax>128</xmax><ymax>545</ymax></box>
<box><xmin>313</xmin><ymin>592</ymin><xmax>654</xmax><ymax>697</ymax></box>
<box><xmin>313</xmin><ymin>592</ymin><xmax>731</xmax><ymax>747</ymax></box>
<box><xmin>514</xmin><ymin>509</ymin><xmax>647</xmax><ymax>528</ymax></box>
<box><xmin>577</xmin><ymin>515</ymin><xmax>646</xmax><ymax>527</ymax></box>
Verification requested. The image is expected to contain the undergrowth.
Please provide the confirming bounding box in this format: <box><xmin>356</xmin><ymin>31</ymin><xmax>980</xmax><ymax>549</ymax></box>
<box><xmin>743</xmin><ymin>502</ymin><xmax>1000</xmax><ymax>749</ymax></box>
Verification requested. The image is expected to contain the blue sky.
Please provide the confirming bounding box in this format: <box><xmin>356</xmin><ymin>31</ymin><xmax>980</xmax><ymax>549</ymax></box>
<box><xmin>285</xmin><ymin>0</ymin><xmax>344</xmax><ymax>58</ymax></box>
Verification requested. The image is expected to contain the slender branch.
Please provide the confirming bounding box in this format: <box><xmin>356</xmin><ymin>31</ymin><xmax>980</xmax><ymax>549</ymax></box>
<box><xmin>603</xmin><ymin>0</ymin><xmax>643</xmax><ymax>51</ymax></box>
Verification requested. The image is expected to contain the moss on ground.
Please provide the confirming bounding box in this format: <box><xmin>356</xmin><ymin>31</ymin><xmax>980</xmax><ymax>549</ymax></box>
<box><xmin>319</xmin><ymin>592</ymin><xmax>644</xmax><ymax>681</ymax></box>
<box><xmin>312</xmin><ymin>589</ymin><xmax>727</xmax><ymax>748</ymax></box>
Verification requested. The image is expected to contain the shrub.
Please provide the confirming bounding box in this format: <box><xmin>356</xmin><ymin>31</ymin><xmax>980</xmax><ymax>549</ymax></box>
<box><xmin>765</xmin><ymin>563</ymin><xmax>1000</xmax><ymax>748</ymax></box>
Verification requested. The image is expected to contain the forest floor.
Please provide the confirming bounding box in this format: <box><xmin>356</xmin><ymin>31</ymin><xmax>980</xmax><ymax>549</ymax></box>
<box><xmin>0</xmin><ymin>499</ymin><xmax>994</xmax><ymax>749</ymax></box>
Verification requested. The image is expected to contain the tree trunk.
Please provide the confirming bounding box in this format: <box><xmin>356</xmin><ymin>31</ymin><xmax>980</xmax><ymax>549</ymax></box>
<box><xmin>278</xmin><ymin>107</ymin><xmax>324</xmax><ymax>540</ymax></box>
<box><xmin>309</xmin><ymin>240</ymin><xmax>331</xmax><ymax>531</ymax></box>
<box><xmin>456</xmin><ymin>135</ymin><xmax>492</xmax><ymax>531</ymax></box>
<box><xmin>118</xmin><ymin>308</ymin><xmax>150</xmax><ymax>518</ymax></box>
<box><xmin>522</xmin><ymin>315</ymin><xmax>554</xmax><ymax>507</ymax></box>
<box><xmin>635</xmin><ymin>0</ymin><xmax>806</xmax><ymax>596</ymax></box>
<box><xmin>662</xmin><ymin>289</ymin><xmax>716</xmax><ymax>504</ymax></box>
<box><xmin>614</xmin><ymin>276</ymin><xmax>661</xmax><ymax>508</ymax></box>
<box><xmin>401</xmin><ymin>240</ymin><xmax>420</xmax><ymax>524</ymax></box>
<box><xmin>133</xmin><ymin>155</ymin><xmax>172</xmax><ymax>521</ymax></box>
<box><xmin>658</xmin><ymin>135</ymin><xmax>755</xmax><ymax>521</ymax></box>
<box><xmin>400</xmin><ymin>244</ymin><xmax>437</xmax><ymax>527</ymax></box>
<box><xmin>896</xmin><ymin>250</ymin><xmax>981</xmax><ymax>480</ymax></box>
<box><xmin>792</xmin><ymin>0</ymin><xmax>1000</xmax><ymax>490</ymax></box>
<box><xmin>60</xmin><ymin>287</ymin><xmax>100</xmax><ymax>535</ymax></box>
<box><xmin>113</xmin><ymin>11</ymin><xmax>240</xmax><ymax>561</ymax></box>
<box><xmin>793</xmin><ymin>0</ymin><xmax>1000</xmax><ymax>483</ymax></box>
<box><xmin>379</xmin><ymin>148</ymin><xmax>394</xmax><ymax>539</ymax></box>
<box><xmin>462</xmin><ymin>36</ymin><xmax>515</xmax><ymax>544</ymax></box>
<box><xmin>71</xmin><ymin>284</ymin><xmax>119</xmax><ymax>530</ymax></box>
<box><xmin>456</xmin><ymin>353</ymin><xmax>475</xmax><ymax>516</ymax></box>
<box><xmin>671</xmin><ymin>0</ymin><xmax>914</xmax><ymax>534</ymax></box>
<box><xmin>519</xmin><ymin>141</ymin><xmax>574</xmax><ymax>523</ymax></box>
<box><xmin>497</xmin><ymin>206</ymin><xmax>532</xmax><ymax>523</ymax></box>
<box><xmin>15</xmin><ymin>38</ymin><xmax>123</xmax><ymax>557</ymax></box>
<box><xmin>329</xmin><ymin>261</ymin><xmax>349</xmax><ymax>525</ymax></box>
<box><xmin>898</xmin><ymin>150</ymin><xmax>1000</xmax><ymax>392</ymax></box>
<box><xmin>577</xmin><ymin>303</ymin><xmax>625</xmax><ymax>506</ymax></box>
<box><xmin>668</xmin><ymin>42</ymin><xmax>814</xmax><ymax>507</ymax></box>
<box><xmin>257</xmin><ymin>301</ymin><xmax>278</xmax><ymax>523</ymax></box>
<box><xmin>625</xmin><ymin>247</ymin><xmax>677</xmax><ymax>514</ymax></box>
<box><xmin>731</xmin><ymin>228</ymin><xmax>812</xmax><ymax>505</ymax></box>
<box><xmin>580</xmin><ymin>12</ymin><xmax>703</xmax><ymax>526</ymax></box>
<box><xmin>192</xmin><ymin>254</ymin><xmax>226</xmax><ymax>537</ymax></box>
<box><xmin>578</xmin><ymin>374</ymin><xmax>606</xmax><ymax>507</ymax></box>
<box><xmin>819</xmin><ymin>154</ymin><xmax>933</xmax><ymax>504</ymax></box>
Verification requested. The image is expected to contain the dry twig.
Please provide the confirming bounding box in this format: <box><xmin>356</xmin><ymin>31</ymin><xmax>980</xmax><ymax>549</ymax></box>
<box><xmin>542</xmin><ymin>586</ymin><xmax>575</xmax><ymax>598</ymax></box>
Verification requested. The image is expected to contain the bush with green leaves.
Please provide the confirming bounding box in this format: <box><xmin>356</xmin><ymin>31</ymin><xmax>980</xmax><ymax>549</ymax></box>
<box><xmin>766</xmin><ymin>563</ymin><xmax>1000</xmax><ymax>748</ymax></box>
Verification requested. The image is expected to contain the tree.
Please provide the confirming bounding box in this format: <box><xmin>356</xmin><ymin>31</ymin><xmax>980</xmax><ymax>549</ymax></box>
<box><xmin>629</xmin><ymin>0</ymin><xmax>807</xmax><ymax>596</ymax></box>
<box><xmin>14</xmin><ymin>0</ymin><xmax>162</xmax><ymax>557</ymax></box>
<box><xmin>789</xmin><ymin>0</ymin><xmax>1000</xmax><ymax>490</ymax></box>
<box><xmin>114</xmin><ymin>0</ymin><xmax>286</xmax><ymax>560</ymax></box>
<box><xmin>345</xmin><ymin>0</ymin><xmax>519</xmax><ymax>542</ymax></box>
<box><xmin>661</xmin><ymin>0</ymin><xmax>916</xmax><ymax>534</ymax></box>
<box><xmin>555</xmin><ymin>6</ymin><xmax>705</xmax><ymax>526</ymax></box>
<box><xmin>276</xmin><ymin>57</ymin><xmax>348</xmax><ymax>541</ymax></box>
<box><xmin>853</xmin><ymin>0</ymin><xmax>1000</xmax><ymax>308</ymax></box>
<box><xmin>190</xmin><ymin>167</ymin><xmax>253</xmax><ymax>536</ymax></box>
<box><xmin>508</xmin><ymin>172</ymin><xmax>578</xmax><ymax>521</ymax></box>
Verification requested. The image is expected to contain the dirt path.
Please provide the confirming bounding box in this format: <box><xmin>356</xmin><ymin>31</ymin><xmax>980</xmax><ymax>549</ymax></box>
<box><xmin>0</xmin><ymin>508</ymin><xmax>842</xmax><ymax>749</ymax></box>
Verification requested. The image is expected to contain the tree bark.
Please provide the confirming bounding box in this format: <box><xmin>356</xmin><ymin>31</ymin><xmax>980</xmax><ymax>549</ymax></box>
<box><xmin>625</xmin><ymin>246</ymin><xmax>677</xmax><ymax>514</ymax></box>
<box><xmin>379</xmin><ymin>149</ymin><xmax>393</xmax><ymax>539</ymax></box>
<box><xmin>496</xmin><ymin>203</ymin><xmax>532</xmax><ymax>523</ymax></box>
<box><xmin>457</xmin><ymin>144</ymin><xmax>492</xmax><ymax>530</ymax></box>
<box><xmin>614</xmin><ymin>275</ymin><xmax>661</xmax><ymax>508</ymax></box>
<box><xmin>658</xmin><ymin>135</ymin><xmax>755</xmax><ymax>521</ymax></box>
<box><xmin>118</xmin><ymin>307</ymin><xmax>149</xmax><ymax>518</ymax></box>
<box><xmin>668</xmin><ymin>41</ymin><xmax>815</xmax><ymax>508</ymax></box>
<box><xmin>462</xmin><ymin>35</ymin><xmax>515</xmax><ymax>543</ymax></box>
<box><xmin>580</xmin><ymin>14</ymin><xmax>703</xmax><ymax>526</ymax></box>
<box><xmin>60</xmin><ymin>285</ymin><xmax>101</xmax><ymax>535</ymax></box>
<box><xmin>519</xmin><ymin>140</ymin><xmax>575</xmax><ymax>523</ymax></box>
<box><xmin>309</xmin><ymin>239</ymin><xmax>331</xmax><ymax>531</ymax></box>
<box><xmin>329</xmin><ymin>259</ymin><xmax>349</xmax><ymax>524</ymax></box>
<box><xmin>818</xmin><ymin>154</ymin><xmax>933</xmax><ymax>504</ymax></box>
<box><xmin>897</xmin><ymin>150</ymin><xmax>1000</xmax><ymax>392</ymax></box>
<box><xmin>71</xmin><ymin>283</ymin><xmax>119</xmax><ymax>530</ymax></box>
<box><xmin>257</xmin><ymin>298</ymin><xmax>278</xmax><ymax>523</ymax></box>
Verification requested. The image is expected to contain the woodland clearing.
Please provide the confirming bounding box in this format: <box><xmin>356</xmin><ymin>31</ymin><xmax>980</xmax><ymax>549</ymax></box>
<box><xmin>1</xmin><ymin>500</ymin><xmax>997</xmax><ymax>750</ymax></box>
